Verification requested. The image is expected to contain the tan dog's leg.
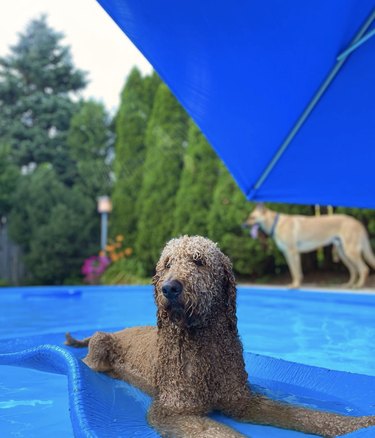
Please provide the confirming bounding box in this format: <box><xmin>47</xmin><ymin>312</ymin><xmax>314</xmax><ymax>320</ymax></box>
<box><xmin>283</xmin><ymin>249</ymin><xmax>303</xmax><ymax>288</ymax></box>
<box><xmin>148</xmin><ymin>403</ymin><xmax>246</xmax><ymax>438</ymax></box>
<box><xmin>353</xmin><ymin>257</ymin><xmax>369</xmax><ymax>288</ymax></box>
<box><xmin>343</xmin><ymin>247</ymin><xmax>369</xmax><ymax>288</ymax></box>
<box><xmin>335</xmin><ymin>245</ymin><xmax>357</xmax><ymax>288</ymax></box>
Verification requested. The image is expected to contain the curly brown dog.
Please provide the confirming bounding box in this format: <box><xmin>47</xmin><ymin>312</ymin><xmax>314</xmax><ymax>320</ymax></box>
<box><xmin>66</xmin><ymin>236</ymin><xmax>375</xmax><ymax>437</ymax></box>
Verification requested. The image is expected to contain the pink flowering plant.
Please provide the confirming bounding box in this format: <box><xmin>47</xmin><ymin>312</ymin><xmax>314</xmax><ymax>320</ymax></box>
<box><xmin>81</xmin><ymin>255</ymin><xmax>111</xmax><ymax>284</ymax></box>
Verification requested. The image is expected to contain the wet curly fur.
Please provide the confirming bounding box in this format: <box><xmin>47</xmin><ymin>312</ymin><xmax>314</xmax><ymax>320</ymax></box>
<box><xmin>66</xmin><ymin>236</ymin><xmax>375</xmax><ymax>437</ymax></box>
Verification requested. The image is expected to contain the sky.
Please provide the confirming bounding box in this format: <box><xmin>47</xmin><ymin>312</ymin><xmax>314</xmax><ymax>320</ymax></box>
<box><xmin>0</xmin><ymin>0</ymin><xmax>152</xmax><ymax>112</ymax></box>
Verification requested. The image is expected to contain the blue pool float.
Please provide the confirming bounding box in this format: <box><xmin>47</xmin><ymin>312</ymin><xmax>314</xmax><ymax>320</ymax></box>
<box><xmin>0</xmin><ymin>331</ymin><xmax>375</xmax><ymax>438</ymax></box>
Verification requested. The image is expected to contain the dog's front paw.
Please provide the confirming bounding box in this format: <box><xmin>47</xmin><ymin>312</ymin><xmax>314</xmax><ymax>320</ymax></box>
<box><xmin>287</xmin><ymin>282</ymin><xmax>300</xmax><ymax>289</ymax></box>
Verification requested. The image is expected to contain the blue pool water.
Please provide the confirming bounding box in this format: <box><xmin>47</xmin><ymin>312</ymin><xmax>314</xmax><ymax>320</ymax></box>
<box><xmin>0</xmin><ymin>285</ymin><xmax>375</xmax><ymax>437</ymax></box>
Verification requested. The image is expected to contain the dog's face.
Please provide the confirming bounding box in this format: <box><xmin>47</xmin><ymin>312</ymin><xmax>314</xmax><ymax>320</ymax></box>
<box><xmin>243</xmin><ymin>204</ymin><xmax>267</xmax><ymax>228</ymax></box>
<box><xmin>153</xmin><ymin>236</ymin><xmax>236</xmax><ymax>330</ymax></box>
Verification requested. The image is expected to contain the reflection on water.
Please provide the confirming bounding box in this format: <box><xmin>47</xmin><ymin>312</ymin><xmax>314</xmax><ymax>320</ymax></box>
<box><xmin>237</xmin><ymin>287</ymin><xmax>375</xmax><ymax>376</ymax></box>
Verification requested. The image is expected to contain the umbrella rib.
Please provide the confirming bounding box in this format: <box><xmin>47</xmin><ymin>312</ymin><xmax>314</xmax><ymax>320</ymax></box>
<box><xmin>248</xmin><ymin>8</ymin><xmax>375</xmax><ymax>200</ymax></box>
<box><xmin>337</xmin><ymin>28</ymin><xmax>375</xmax><ymax>61</ymax></box>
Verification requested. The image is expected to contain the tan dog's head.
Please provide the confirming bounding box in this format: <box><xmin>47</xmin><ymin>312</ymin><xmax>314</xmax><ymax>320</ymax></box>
<box><xmin>243</xmin><ymin>203</ymin><xmax>267</xmax><ymax>228</ymax></box>
<box><xmin>153</xmin><ymin>236</ymin><xmax>237</xmax><ymax>331</ymax></box>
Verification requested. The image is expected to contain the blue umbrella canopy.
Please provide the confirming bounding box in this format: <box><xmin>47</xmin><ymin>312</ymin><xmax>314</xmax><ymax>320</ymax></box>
<box><xmin>98</xmin><ymin>0</ymin><xmax>375</xmax><ymax>208</ymax></box>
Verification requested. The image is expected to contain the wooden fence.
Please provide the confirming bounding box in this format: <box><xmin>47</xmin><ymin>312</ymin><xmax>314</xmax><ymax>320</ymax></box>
<box><xmin>0</xmin><ymin>221</ymin><xmax>27</xmax><ymax>285</ymax></box>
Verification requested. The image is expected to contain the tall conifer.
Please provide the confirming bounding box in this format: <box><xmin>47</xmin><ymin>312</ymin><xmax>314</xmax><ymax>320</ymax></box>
<box><xmin>0</xmin><ymin>16</ymin><xmax>86</xmax><ymax>184</ymax></box>
<box><xmin>173</xmin><ymin>121</ymin><xmax>218</xmax><ymax>236</ymax></box>
<box><xmin>111</xmin><ymin>68</ymin><xmax>159</xmax><ymax>243</ymax></box>
<box><xmin>135</xmin><ymin>84</ymin><xmax>188</xmax><ymax>274</ymax></box>
<box><xmin>67</xmin><ymin>100</ymin><xmax>112</xmax><ymax>199</ymax></box>
<box><xmin>207</xmin><ymin>164</ymin><xmax>273</xmax><ymax>276</ymax></box>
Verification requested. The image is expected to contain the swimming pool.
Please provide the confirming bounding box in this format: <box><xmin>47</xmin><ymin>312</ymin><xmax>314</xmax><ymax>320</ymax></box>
<box><xmin>1</xmin><ymin>285</ymin><xmax>375</xmax><ymax>437</ymax></box>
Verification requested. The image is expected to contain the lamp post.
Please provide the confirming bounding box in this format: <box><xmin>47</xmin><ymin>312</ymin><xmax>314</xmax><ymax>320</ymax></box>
<box><xmin>97</xmin><ymin>196</ymin><xmax>112</xmax><ymax>253</ymax></box>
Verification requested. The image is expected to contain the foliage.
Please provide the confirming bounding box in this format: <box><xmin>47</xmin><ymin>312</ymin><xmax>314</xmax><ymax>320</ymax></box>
<box><xmin>67</xmin><ymin>99</ymin><xmax>113</xmax><ymax>198</ymax></box>
<box><xmin>81</xmin><ymin>255</ymin><xmax>110</xmax><ymax>284</ymax></box>
<box><xmin>0</xmin><ymin>144</ymin><xmax>19</xmax><ymax>218</ymax></box>
<box><xmin>207</xmin><ymin>163</ymin><xmax>275</xmax><ymax>276</ymax></box>
<box><xmin>82</xmin><ymin>235</ymin><xmax>137</xmax><ymax>285</ymax></box>
<box><xmin>104</xmin><ymin>234</ymin><xmax>133</xmax><ymax>262</ymax></box>
<box><xmin>173</xmin><ymin>121</ymin><xmax>219</xmax><ymax>236</ymax></box>
<box><xmin>100</xmin><ymin>235</ymin><xmax>149</xmax><ymax>285</ymax></box>
<box><xmin>111</xmin><ymin>68</ymin><xmax>160</xmax><ymax>244</ymax></box>
<box><xmin>101</xmin><ymin>256</ymin><xmax>150</xmax><ymax>285</ymax></box>
<box><xmin>135</xmin><ymin>83</ymin><xmax>189</xmax><ymax>275</ymax></box>
<box><xmin>0</xmin><ymin>16</ymin><xmax>86</xmax><ymax>185</ymax></box>
<box><xmin>0</xmin><ymin>17</ymin><xmax>118</xmax><ymax>285</ymax></box>
<box><xmin>9</xmin><ymin>166</ymin><xmax>98</xmax><ymax>284</ymax></box>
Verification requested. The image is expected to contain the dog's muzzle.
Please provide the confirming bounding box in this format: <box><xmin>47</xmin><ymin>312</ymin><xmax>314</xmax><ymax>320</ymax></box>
<box><xmin>162</xmin><ymin>279</ymin><xmax>183</xmax><ymax>302</ymax></box>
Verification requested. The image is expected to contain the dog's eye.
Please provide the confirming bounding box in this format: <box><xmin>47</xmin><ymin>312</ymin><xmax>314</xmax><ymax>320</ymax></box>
<box><xmin>165</xmin><ymin>259</ymin><xmax>171</xmax><ymax>269</ymax></box>
<box><xmin>193</xmin><ymin>258</ymin><xmax>204</xmax><ymax>267</ymax></box>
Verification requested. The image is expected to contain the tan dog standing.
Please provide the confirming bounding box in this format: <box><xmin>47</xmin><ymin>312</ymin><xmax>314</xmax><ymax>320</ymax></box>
<box><xmin>244</xmin><ymin>204</ymin><xmax>375</xmax><ymax>288</ymax></box>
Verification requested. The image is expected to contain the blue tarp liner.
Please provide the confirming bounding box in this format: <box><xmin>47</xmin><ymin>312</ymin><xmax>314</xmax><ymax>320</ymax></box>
<box><xmin>1</xmin><ymin>332</ymin><xmax>375</xmax><ymax>437</ymax></box>
<box><xmin>97</xmin><ymin>0</ymin><xmax>375</xmax><ymax>208</ymax></box>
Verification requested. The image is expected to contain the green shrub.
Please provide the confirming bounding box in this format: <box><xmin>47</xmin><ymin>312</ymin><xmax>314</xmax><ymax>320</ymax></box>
<box><xmin>101</xmin><ymin>257</ymin><xmax>150</xmax><ymax>285</ymax></box>
<box><xmin>0</xmin><ymin>279</ymin><xmax>9</xmax><ymax>287</ymax></box>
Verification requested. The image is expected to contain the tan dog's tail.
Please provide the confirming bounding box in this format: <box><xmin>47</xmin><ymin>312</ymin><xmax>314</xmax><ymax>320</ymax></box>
<box><xmin>65</xmin><ymin>332</ymin><xmax>91</xmax><ymax>348</ymax></box>
<box><xmin>362</xmin><ymin>234</ymin><xmax>375</xmax><ymax>269</ymax></box>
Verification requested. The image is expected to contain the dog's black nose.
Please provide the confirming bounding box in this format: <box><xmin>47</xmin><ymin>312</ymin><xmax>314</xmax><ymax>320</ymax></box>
<box><xmin>162</xmin><ymin>280</ymin><xmax>183</xmax><ymax>300</ymax></box>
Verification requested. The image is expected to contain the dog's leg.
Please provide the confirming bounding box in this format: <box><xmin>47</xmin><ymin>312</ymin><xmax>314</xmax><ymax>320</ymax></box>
<box><xmin>148</xmin><ymin>402</ymin><xmax>247</xmax><ymax>438</ymax></box>
<box><xmin>283</xmin><ymin>249</ymin><xmax>303</xmax><ymax>288</ymax></box>
<box><xmin>344</xmin><ymin>248</ymin><xmax>369</xmax><ymax>288</ymax></box>
<box><xmin>65</xmin><ymin>332</ymin><xmax>91</xmax><ymax>347</ymax></box>
<box><xmin>354</xmin><ymin>258</ymin><xmax>369</xmax><ymax>288</ymax></box>
<box><xmin>335</xmin><ymin>245</ymin><xmax>357</xmax><ymax>288</ymax></box>
<box><xmin>236</xmin><ymin>394</ymin><xmax>375</xmax><ymax>437</ymax></box>
<box><xmin>75</xmin><ymin>331</ymin><xmax>120</xmax><ymax>372</ymax></box>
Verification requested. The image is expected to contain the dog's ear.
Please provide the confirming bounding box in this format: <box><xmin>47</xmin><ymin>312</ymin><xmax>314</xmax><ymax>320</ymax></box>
<box><xmin>156</xmin><ymin>307</ymin><xmax>168</xmax><ymax>329</ymax></box>
<box><xmin>221</xmin><ymin>253</ymin><xmax>238</xmax><ymax>332</ymax></box>
<box><xmin>153</xmin><ymin>269</ymin><xmax>166</xmax><ymax>329</ymax></box>
<box><xmin>256</xmin><ymin>202</ymin><xmax>265</xmax><ymax>212</ymax></box>
<box><xmin>154</xmin><ymin>285</ymin><xmax>167</xmax><ymax>329</ymax></box>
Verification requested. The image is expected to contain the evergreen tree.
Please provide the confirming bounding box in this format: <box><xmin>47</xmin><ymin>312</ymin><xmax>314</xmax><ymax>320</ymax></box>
<box><xmin>67</xmin><ymin>99</ymin><xmax>112</xmax><ymax>199</ymax></box>
<box><xmin>111</xmin><ymin>69</ymin><xmax>160</xmax><ymax>243</ymax></box>
<box><xmin>0</xmin><ymin>144</ymin><xmax>19</xmax><ymax>218</ymax></box>
<box><xmin>0</xmin><ymin>16</ymin><xmax>86</xmax><ymax>184</ymax></box>
<box><xmin>173</xmin><ymin>121</ymin><xmax>219</xmax><ymax>236</ymax></box>
<box><xmin>9</xmin><ymin>165</ymin><xmax>97</xmax><ymax>284</ymax></box>
<box><xmin>207</xmin><ymin>163</ymin><xmax>275</xmax><ymax>276</ymax></box>
<box><xmin>135</xmin><ymin>83</ymin><xmax>188</xmax><ymax>274</ymax></box>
